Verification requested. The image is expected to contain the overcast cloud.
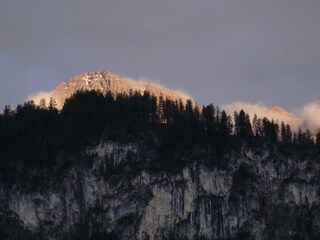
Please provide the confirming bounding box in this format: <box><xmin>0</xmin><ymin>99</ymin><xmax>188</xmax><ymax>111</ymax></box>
<box><xmin>1</xmin><ymin>0</ymin><xmax>320</xmax><ymax>114</ymax></box>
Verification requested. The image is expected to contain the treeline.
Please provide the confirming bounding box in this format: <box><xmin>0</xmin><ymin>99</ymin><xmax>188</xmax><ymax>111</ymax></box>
<box><xmin>0</xmin><ymin>90</ymin><xmax>319</xmax><ymax>176</ymax></box>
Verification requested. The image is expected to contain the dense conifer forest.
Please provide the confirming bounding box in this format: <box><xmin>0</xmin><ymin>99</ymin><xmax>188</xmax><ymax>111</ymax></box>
<box><xmin>0</xmin><ymin>90</ymin><xmax>319</xmax><ymax>182</ymax></box>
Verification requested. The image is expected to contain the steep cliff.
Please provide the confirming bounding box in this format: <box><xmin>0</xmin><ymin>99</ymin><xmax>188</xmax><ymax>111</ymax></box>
<box><xmin>1</xmin><ymin>141</ymin><xmax>319</xmax><ymax>240</ymax></box>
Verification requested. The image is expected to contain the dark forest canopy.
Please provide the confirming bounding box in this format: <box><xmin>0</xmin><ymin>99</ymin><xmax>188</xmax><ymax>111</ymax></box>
<box><xmin>0</xmin><ymin>90</ymin><xmax>319</xmax><ymax>179</ymax></box>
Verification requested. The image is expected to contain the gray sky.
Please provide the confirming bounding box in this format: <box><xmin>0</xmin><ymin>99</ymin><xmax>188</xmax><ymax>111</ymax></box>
<box><xmin>1</xmin><ymin>0</ymin><xmax>320</xmax><ymax>110</ymax></box>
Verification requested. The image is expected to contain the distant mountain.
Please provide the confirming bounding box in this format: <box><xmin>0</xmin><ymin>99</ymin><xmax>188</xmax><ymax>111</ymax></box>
<box><xmin>269</xmin><ymin>105</ymin><xmax>302</xmax><ymax>129</ymax></box>
<box><xmin>270</xmin><ymin>105</ymin><xmax>298</xmax><ymax>120</ymax></box>
<box><xmin>31</xmin><ymin>70</ymin><xmax>191</xmax><ymax>109</ymax></box>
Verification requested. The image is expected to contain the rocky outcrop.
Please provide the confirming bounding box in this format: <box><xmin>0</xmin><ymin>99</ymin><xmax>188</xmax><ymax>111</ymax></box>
<box><xmin>1</xmin><ymin>142</ymin><xmax>320</xmax><ymax>239</ymax></box>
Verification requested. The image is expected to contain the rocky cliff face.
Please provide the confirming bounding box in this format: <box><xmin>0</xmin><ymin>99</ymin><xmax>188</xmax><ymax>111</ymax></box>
<box><xmin>33</xmin><ymin>71</ymin><xmax>190</xmax><ymax>109</ymax></box>
<box><xmin>1</xmin><ymin>142</ymin><xmax>319</xmax><ymax>239</ymax></box>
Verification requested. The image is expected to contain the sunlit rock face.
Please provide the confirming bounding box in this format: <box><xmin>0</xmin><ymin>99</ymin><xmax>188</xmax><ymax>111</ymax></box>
<box><xmin>33</xmin><ymin>70</ymin><xmax>191</xmax><ymax>109</ymax></box>
<box><xmin>1</xmin><ymin>142</ymin><xmax>320</xmax><ymax>239</ymax></box>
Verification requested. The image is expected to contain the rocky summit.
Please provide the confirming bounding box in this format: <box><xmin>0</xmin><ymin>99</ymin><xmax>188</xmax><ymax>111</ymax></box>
<box><xmin>36</xmin><ymin>70</ymin><xmax>190</xmax><ymax>109</ymax></box>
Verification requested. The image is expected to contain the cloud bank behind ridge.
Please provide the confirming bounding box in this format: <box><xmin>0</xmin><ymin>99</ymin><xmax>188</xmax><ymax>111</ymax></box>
<box><xmin>300</xmin><ymin>101</ymin><xmax>320</xmax><ymax>133</ymax></box>
<box><xmin>27</xmin><ymin>91</ymin><xmax>52</xmax><ymax>106</ymax></box>
<box><xmin>223</xmin><ymin>101</ymin><xmax>320</xmax><ymax>134</ymax></box>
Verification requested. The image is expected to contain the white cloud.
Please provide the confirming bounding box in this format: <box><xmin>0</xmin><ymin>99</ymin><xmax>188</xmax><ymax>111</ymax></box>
<box><xmin>299</xmin><ymin>101</ymin><xmax>320</xmax><ymax>133</ymax></box>
<box><xmin>27</xmin><ymin>91</ymin><xmax>52</xmax><ymax>106</ymax></box>
<box><xmin>222</xmin><ymin>101</ymin><xmax>303</xmax><ymax>131</ymax></box>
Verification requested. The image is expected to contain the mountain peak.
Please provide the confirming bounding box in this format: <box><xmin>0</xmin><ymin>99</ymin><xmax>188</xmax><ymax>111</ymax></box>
<box><xmin>32</xmin><ymin>70</ymin><xmax>191</xmax><ymax>109</ymax></box>
<box><xmin>270</xmin><ymin>105</ymin><xmax>289</xmax><ymax>114</ymax></box>
<box><xmin>270</xmin><ymin>105</ymin><xmax>300</xmax><ymax>120</ymax></box>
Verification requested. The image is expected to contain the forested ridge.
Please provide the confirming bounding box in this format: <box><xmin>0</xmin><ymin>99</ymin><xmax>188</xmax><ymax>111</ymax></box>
<box><xmin>0</xmin><ymin>90</ymin><xmax>319</xmax><ymax>181</ymax></box>
<box><xmin>1</xmin><ymin>90</ymin><xmax>320</xmax><ymax>240</ymax></box>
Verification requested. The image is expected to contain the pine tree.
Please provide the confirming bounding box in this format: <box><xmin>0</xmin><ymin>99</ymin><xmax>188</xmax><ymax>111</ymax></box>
<box><xmin>297</xmin><ymin>127</ymin><xmax>303</xmax><ymax>145</ymax></box>
<box><xmin>234</xmin><ymin>110</ymin><xmax>253</xmax><ymax>141</ymax></box>
<box><xmin>293</xmin><ymin>133</ymin><xmax>297</xmax><ymax>145</ymax></box>
<box><xmin>285</xmin><ymin>124</ymin><xmax>292</xmax><ymax>143</ymax></box>
<box><xmin>305</xmin><ymin>129</ymin><xmax>312</xmax><ymax>145</ymax></box>
<box><xmin>261</xmin><ymin>118</ymin><xmax>279</xmax><ymax>143</ymax></box>
<box><xmin>203</xmin><ymin>104</ymin><xmax>215</xmax><ymax>134</ymax></box>
<box><xmin>219</xmin><ymin>110</ymin><xmax>233</xmax><ymax>143</ymax></box>
<box><xmin>281</xmin><ymin>122</ymin><xmax>286</xmax><ymax>143</ymax></box>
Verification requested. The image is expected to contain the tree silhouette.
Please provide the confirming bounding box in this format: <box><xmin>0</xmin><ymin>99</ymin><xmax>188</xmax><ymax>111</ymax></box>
<box><xmin>234</xmin><ymin>110</ymin><xmax>253</xmax><ymax>141</ymax></box>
